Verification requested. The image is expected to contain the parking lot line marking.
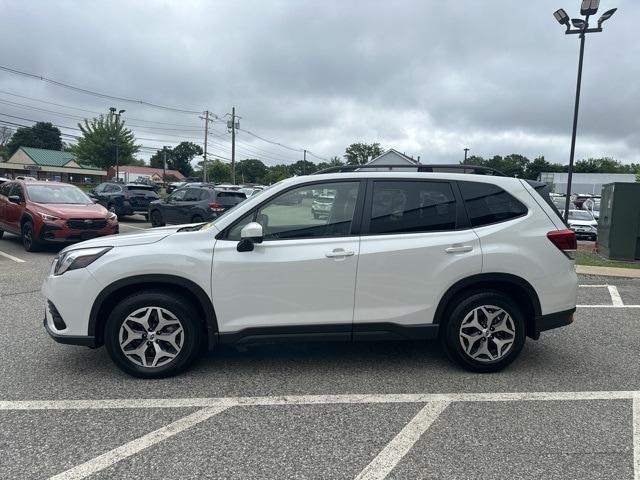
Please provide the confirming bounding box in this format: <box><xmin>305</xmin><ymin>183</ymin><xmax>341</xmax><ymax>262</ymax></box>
<box><xmin>118</xmin><ymin>223</ymin><xmax>146</xmax><ymax>230</ymax></box>
<box><xmin>2</xmin><ymin>390</ymin><xmax>639</xmax><ymax>411</ymax></box>
<box><xmin>0</xmin><ymin>250</ymin><xmax>25</xmax><ymax>263</ymax></box>
<box><xmin>354</xmin><ymin>401</ymin><xmax>450</xmax><ymax>480</ymax></box>
<box><xmin>634</xmin><ymin>396</ymin><xmax>639</xmax><ymax>480</ymax></box>
<box><xmin>578</xmin><ymin>284</ymin><xmax>612</xmax><ymax>288</ymax></box>
<box><xmin>48</xmin><ymin>405</ymin><xmax>230</xmax><ymax>480</ymax></box>
<box><xmin>608</xmin><ymin>285</ymin><xmax>625</xmax><ymax>307</ymax></box>
<box><xmin>577</xmin><ymin>305</ymin><xmax>640</xmax><ymax>308</ymax></box>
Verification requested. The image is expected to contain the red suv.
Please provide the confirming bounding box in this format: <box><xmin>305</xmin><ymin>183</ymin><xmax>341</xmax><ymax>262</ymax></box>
<box><xmin>0</xmin><ymin>180</ymin><xmax>118</xmax><ymax>251</ymax></box>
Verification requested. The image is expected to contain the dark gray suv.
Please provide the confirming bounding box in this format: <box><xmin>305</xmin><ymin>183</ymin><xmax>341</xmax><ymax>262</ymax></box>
<box><xmin>148</xmin><ymin>186</ymin><xmax>246</xmax><ymax>226</ymax></box>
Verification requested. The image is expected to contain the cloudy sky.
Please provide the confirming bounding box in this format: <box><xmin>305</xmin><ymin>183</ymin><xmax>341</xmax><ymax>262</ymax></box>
<box><xmin>0</xmin><ymin>0</ymin><xmax>638</xmax><ymax>167</ymax></box>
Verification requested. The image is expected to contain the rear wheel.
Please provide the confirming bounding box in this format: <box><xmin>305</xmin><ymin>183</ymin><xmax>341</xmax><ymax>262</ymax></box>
<box><xmin>104</xmin><ymin>291</ymin><xmax>203</xmax><ymax>378</ymax></box>
<box><xmin>442</xmin><ymin>291</ymin><xmax>525</xmax><ymax>373</ymax></box>
<box><xmin>0</xmin><ymin>229</ymin><xmax>3</xmax><ymax>240</ymax></box>
<box><xmin>21</xmin><ymin>221</ymin><xmax>40</xmax><ymax>252</ymax></box>
<box><xmin>191</xmin><ymin>215</ymin><xmax>203</xmax><ymax>223</ymax></box>
<box><xmin>150</xmin><ymin>210</ymin><xmax>165</xmax><ymax>227</ymax></box>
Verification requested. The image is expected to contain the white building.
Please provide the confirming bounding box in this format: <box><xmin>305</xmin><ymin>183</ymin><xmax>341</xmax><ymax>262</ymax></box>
<box><xmin>539</xmin><ymin>172</ymin><xmax>636</xmax><ymax>195</ymax></box>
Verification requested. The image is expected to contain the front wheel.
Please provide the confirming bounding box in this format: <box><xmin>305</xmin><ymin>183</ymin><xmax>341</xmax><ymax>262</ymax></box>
<box><xmin>104</xmin><ymin>291</ymin><xmax>203</xmax><ymax>378</ymax></box>
<box><xmin>21</xmin><ymin>221</ymin><xmax>40</xmax><ymax>252</ymax></box>
<box><xmin>150</xmin><ymin>210</ymin><xmax>165</xmax><ymax>227</ymax></box>
<box><xmin>191</xmin><ymin>215</ymin><xmax>203</xmax><ymax>224</ymax></box>
<box><xmin>442</xmin><ymin>291</ymin><xmax>525</xmax><ymax>373</ymax></box>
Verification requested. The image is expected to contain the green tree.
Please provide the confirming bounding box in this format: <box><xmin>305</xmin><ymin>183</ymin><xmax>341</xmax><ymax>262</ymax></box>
<box><xmin>6</xmin><ymin>122</ymin><xmax>62</xmax><ymax>156</ymax></box>
<box><xmin>237</xmin><ymin>159</ymin><xmax>268</xmax><ymax>183</ymax></box>
<box><xmin>574</xmin><ymin>157</ymin><xmax>630</xmax><ymax>173</ymax></box>
<box><xmin>344</xmin><ymin>142</ymin><xmax>383</xmax><ymax>165</ymax></box>
<box><xmin>73</xmin><ymin>115</ymin><xmax>138</xmax><ymax>170</ymax></box>
<box><xmin>208</xmin><ymin>160</ymin><xmax>232</xmax><ymax>183</ymax></box>
<box><xmin>317</xmin><ymin>156</ymin><xmax>344</xmax><ymax>171</ymax></box>
<box><xmin>263</xmin><ymin>164</ymin><xmax>291</xmax><ymax>184</ymax></box>
<box><xmin>288</xmin><ymin>160</ymin><xmax>318</xmax><ymax>176</ymax></box>
<box><xmin>170</xmin><ymin>142</ymin><xmax>202</xmax><ymax>177</ymax></box>
<box><xmin>524</xmin><ymin>156</ymin><xmax>563</xmax><ymax>180</ymax></box>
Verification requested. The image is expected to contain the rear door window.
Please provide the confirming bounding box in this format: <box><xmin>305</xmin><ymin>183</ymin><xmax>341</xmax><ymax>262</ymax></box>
<box><xmin>183</xmin><ymin>188</ymin><xmax>203</xmax><ymax>202</ymax></box>
<box><xmin>368</xmin><ymin>181</ymin><xmax>457</xmax><ymax>234</ymax></box>
<box><xmin>216</xmin><ymin>191</ymin><xmax>247</xmax><ymax>206</ymax></box>
<box><xmin>459</xmin><ymin>181</ymin><xmax>527</xmax><ymax>227</ymax></box>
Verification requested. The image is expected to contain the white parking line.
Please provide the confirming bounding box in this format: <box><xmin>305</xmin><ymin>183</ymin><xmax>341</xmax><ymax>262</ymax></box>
<box><xmin>48</xmin><ymin>405</ymin><xmax>230</xmax><ymax>480</ymax></box>
<box><xmin>577</xmin><ymin>305</ymin><xmax>640</xmax><ymax>308</ymax></box>
<box><xmin>608</xmin><ymin>285</ymin><xmax>625</xmax><ymax>307</ymax></box>
<box><xmin>354</xmin><ymin>401</ymin><xmax>450</xmax><ymax>480</ymax></box>
<box><xmin>118</xmin><ymin>223</ymin><xmax>146</xmax><ymax>230</ymax></box>
<box><xmin>2</xmin><ymin>390</ymin><xmax>639</xmax><ymax>411</ymax></box>
<box><xmin>634</xmin><ymin>396</ymin><xmax>640</xmax><ymax>480</ymax></box>
<box><xmin>577</xmin><ymin>284</ymin><xmax>631</xmax><ymax>308</ymax></box>
<box><xmin>0</xmin><ymin>250</ymin><xmax>25</xmax><ymax>263</ymax></box>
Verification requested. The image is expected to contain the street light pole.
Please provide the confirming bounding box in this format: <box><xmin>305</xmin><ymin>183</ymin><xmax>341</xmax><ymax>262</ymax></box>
<box><xmin>463</xmin><ymin>148</ymin><xmax>470</xmax><ymax>164</ymax></box>
<box><xmin>553</xmin><ymin>2</ymin><xmax>617</xmax><ymax>223</ymax></box>
<box><xmin>564</xmin><ymin>30</ymin><xmax>586</xmax><ymax>220</ymax></box>
<box><xmin>109</xmin><ymin>107</ymin><xmax>125</xmax><ymax>181</ymax></box>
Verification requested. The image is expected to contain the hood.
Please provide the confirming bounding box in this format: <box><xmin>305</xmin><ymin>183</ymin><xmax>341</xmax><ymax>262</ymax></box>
<box><xmin>32</xmin><ymin>202</ymin><xmax>109</xmax><ymax>219</ymax></box>
<box><xmin>568</xmin><ymin>219</ymin><xmax>597</xmax><ymax>227</ymax></box>
<box><xmin>60</xmin><ymin>222</ymin><xmax>218</xmax><ymax>252</ymax></box>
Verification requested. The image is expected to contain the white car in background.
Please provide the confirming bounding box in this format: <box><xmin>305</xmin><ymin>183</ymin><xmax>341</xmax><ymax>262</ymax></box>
<box><xmin>562</xmin><ymin>209</ymin><xmax>598</xmax><ymax>240</ymax></box>
<box><xmin>42</xmin><ymin>167</ymin><xmax>578</xmax><ymax>378</ymax></box>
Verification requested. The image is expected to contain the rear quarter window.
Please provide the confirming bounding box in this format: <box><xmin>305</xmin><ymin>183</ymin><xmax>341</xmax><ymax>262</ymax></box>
<box><xmin>459</xmin><ymin>181</ymin><xmax>527</xmax><ymax>227</ymax></box>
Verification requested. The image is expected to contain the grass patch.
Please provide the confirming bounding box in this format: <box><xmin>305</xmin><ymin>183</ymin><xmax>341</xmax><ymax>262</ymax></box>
<box><xmin>575</xmin><ymin>251</ymin><xmax>640</xmax><ymax>269</ymax></box>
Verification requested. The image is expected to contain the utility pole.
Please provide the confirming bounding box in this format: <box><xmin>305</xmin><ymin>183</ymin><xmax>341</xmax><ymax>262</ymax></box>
<box><xmin>203</xmin><ymin>110</ymin><xmax>209</xmax><ymax>183</ymax></box>
<box><xmin>109</xmin><ymin>107</ymin><xmax>125</xmax><ymax>180</ymax></box>
<box><xmin>463</xmin><ymin>148</ymin><xmax>470</xmax><ymax>163</ymax></box>
<box><xmin>231</xmin><ymin>106</ymin><xmax>236</xmax><ymax>185</ymax></box>
<box><xmin>162</xmin><ymin>146</ymin><xmax>169</xmax><ymax>184</ymax></box>
<box><xmin>303</xmin><ymin>149</ymin><xmax>307</xmax><ymax>175</ymax></box>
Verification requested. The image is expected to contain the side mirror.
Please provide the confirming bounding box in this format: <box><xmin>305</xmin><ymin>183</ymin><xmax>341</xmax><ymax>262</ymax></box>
<box><xmin>8</xmin><ymin>195</ymin><xmax>21</xmax><ymax>204</ymax></box>
<box><xmin>237</xmin><ymin>222</ymin><xmax>264</xmax><ymax>252</ymax></box>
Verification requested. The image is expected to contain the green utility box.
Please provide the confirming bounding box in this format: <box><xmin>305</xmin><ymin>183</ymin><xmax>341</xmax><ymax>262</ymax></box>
<box><xmin>598</xmin><ymin>182</ymin><xmax>640</xmax><ymax>261</ymax></box>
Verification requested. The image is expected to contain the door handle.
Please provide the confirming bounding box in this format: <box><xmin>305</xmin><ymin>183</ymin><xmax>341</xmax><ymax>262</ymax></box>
<box><xmin>445</xmin><ymin>245</ymin><xmax>473</xmax><ymax>254</ymax></box>
<box><xmin>325</xmin><ymin>248</ymin><xmax>355</xmax><ymax>258</ymax></box>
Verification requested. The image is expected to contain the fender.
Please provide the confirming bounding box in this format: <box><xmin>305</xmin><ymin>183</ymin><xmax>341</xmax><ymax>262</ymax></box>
<box><xmin>433</xmin><ymin>273</ymin><xmax>542</xmax><ymax>324</ymax></box>
<box><xmin>88</xmin><ymin>274</ymin><xmax>218</xmax><ymax>349</ymax></box>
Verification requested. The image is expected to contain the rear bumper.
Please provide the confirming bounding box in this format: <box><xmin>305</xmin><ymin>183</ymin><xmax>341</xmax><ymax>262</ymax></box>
<box><xmin>533</xmin><ymin>307</ymin><xmax>575</xmax><ymax>338</ymax></box>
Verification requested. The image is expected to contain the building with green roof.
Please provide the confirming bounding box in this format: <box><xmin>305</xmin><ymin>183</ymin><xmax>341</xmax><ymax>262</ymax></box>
<box><xmin>0</xmin><ymin>147</ymin><xmax>106</xmax><ymax>183</ymax></box>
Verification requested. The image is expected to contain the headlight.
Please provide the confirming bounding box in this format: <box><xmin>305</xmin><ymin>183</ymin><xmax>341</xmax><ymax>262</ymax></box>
<box><xmin>107</xmin><ymin>212</ymin><xmax>118</xmax><ymax>221</ymax></box>
<box><xmin>39</xmin><ymin>212</ymin><xmax>60</xmax><ymax>222</ymax></box>
<box><xmin>53</xmin><ymin>247</ymin><xmax>112</xmax><ymax>276</ymax></box>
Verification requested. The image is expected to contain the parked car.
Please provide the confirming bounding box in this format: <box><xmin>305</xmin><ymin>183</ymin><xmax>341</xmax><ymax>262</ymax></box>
<box><xmin>42</xmin><ymin>168</ymin><xmax>577</xmax><ymax>378</ymax></box>
<box><xmin>0</xmin><ymin>177</ymin><xmax>11</xmax><ymax>185</ymax></box>
<box><xmin>0</xmin><ymin>180</ymin><xmax>118</xmax><ymax>251</ymax></box>
<box><xmin>166</xmin><ymin>181</ymin><xmax>187</xmax><ymax>194</ymax></box>
<box><xmin>148</xmin><ymin>186</ymin><xmax>246</xmax><ymax>226</ymax></box>
<box><xmin>572</xmin><ymin>194</ymin><xmax>593</xmax><ymax>210</ymax></box>
<box><xmin>561</xmin><ymin>209</ymin><xmax>598</xmax><ymax>240</ymax></box>
<box><xmin>583</xmin><ymin>197</ymin><xmax>600</xmax><ymax>220</ymax></box>
<box><xmin>311</xmin><ymin>194</ymin><xmax>335</xmax><ymax>219</ymax></box>
<box><xmin>239</xmin><ymin>187</ymin><xmax>262</xmax><ymax>198</ymax></box>
<box><xmin>89</xmin><ymin>182</ymin><xmax>159</xmax><ymax>218</ymax></box>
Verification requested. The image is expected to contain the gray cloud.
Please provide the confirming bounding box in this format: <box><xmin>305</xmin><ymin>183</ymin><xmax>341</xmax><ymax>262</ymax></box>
<box><xmin>0</xmin><ymin>0</ymin><xmax>637</xmax><ymax>166</ymax></box>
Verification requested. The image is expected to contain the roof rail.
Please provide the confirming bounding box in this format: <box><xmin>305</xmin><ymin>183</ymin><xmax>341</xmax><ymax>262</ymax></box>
<box><xmin>314</xmin><ymin>164</ymin><xmax>506</xmax><ymax>176</ymax></box>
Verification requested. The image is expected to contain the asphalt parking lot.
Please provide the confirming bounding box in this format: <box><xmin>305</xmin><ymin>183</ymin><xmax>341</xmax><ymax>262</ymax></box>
<box><xmin>0</xmin><ymin>218</ymin><xmax>639</xmax><ymax>479</ymax></box>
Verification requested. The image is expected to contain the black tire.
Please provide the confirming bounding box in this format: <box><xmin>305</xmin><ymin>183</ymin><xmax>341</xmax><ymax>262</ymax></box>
<box><xmin>21</xmin><ymin>221</ymin><xmax>40</xmax><ymax>252</ymax></box>
<box><xmin>150</xmin><ymin>210</ymin><xmax>165</xmax><ymax>227</ymax></box>
<box><xmin>107</xmin><ymin>203</ymin><xmax>116</xmax><ymax>214</ymax></box>
<box><xmin>104</xmin><ymin>290</ymin><xmax>204</xmax><ymax>378</ymax></box>
<box><xmin>143</xmin><ymin>214</ymin><xmax>149</xmax><ymax>221</ymax></box>
<box><xmin>191</xmin><ymin>215</ymin><xmax>203</xmax><ymax>223</ymax></box>
<box><xmin>0</xmin><ymin>229</ymin><xmax>3</xmax><ymax>240</ymax></box>
<box><xmin>441</xmin><ymin>290</ymin><xmax>526</xmax><ymax>373</ymax></box>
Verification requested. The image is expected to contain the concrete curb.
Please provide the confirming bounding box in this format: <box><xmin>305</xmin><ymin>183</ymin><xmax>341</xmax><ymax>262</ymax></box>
<box><xmin>576</xmin><ymin>265</ymin><xmax>640</xmax><ymax>278</ymax></box>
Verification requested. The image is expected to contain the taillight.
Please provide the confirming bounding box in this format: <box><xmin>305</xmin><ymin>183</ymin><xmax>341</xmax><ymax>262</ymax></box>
<box><xmin>209</xmin><ymin>202</ymin><xmax>225</xmax><ymax>213</ymax></box>
<box><xmin>547</xmin><ymin>229</ymin><xmax>577</xmax><ymax>259</ymax></box>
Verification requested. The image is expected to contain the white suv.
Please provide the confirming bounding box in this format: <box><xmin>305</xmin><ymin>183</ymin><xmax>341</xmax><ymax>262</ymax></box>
<box><xmin>42</xmin><ymin>167</ymin><xmax>578</xmax><ymax>378</ymax></box>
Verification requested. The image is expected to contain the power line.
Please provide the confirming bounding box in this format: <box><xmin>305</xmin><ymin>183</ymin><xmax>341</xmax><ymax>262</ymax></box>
<box><xmin>0</xmin><ymin>64</ymin><xmax>205</xmax><ymax>114</ymax></box>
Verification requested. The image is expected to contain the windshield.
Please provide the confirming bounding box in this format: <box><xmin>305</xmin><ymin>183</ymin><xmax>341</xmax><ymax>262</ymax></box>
<box><xmin>27</xmin><ymin>184</ymin><xmax>92</xmax><ymax>204</ymax></box>
<box><xmin>568</xmin><ymin>211</ymin><xmax>594</xmax><ymax>221</ymax></box>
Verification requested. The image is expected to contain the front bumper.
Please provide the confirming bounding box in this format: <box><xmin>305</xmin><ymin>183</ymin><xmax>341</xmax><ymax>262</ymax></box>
<box><xmin>43</xmin><ymin>317</ymin><xmax>96</xmax><ymax>347</ymax></box>
<box><xmin>532</xmin><ymin>307</ymin><xmax>575</xmax><ymax>338</ymax></box>
<box><xmin>39</xmin><ymin>221</ymin><xmax>118</xmax><ymax>243</ymax></box>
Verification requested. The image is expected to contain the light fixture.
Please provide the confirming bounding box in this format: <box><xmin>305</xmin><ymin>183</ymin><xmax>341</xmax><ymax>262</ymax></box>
<box><xmin>554</xmin><ymin>8</ymin><xmax>570</xmax><ymax>25</ymax></box>
<box><xmin>580</xmin><ymin>0</ymin><xmax>600</xmax><ymax>16</ymax></box>
<box><xmin>571</xmin><ymin>18</ymin><xmax>586</xmax><ymax>29</ymax></box>
<box><xmin>598</xmin><ymin>8</ymin><xmax>617</xmax><ymax>26</ymax></box>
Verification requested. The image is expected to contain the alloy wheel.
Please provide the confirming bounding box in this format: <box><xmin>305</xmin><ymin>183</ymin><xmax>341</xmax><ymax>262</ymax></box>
<box><xmin>119</xmin><ymin>306</ymin><xmax>184</xmax><ymax>368</ymax></box>
<box><xmin>458</xmin><ymin>305</ymin><xmax>515</xmax><ymax>363</ymax></box>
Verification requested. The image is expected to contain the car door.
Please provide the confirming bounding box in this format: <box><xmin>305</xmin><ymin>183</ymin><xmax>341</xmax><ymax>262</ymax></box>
<box><xmin>175</xmin><ymin>188</ymin><xmax>203</xmax><ymax>223</ymax></box>
<box><xmin>163</xmin><ymin>189</ymin><xmax>187</xmax><ymax>224</ymax></box>
<box><xmin>353</xmin><ymin>179</ymin><xmax>482</xmax><ymax>331</ymax></box>
<box><xmin>0</xmin><ymin>182</ymin><xmax>11</xmax><ymax>230</ymax></box>
<box><xmin>211</xmin><ymin>180</ymin><xmax>364</xmax><ymax>333</ymax></box>
<box><xmin>3</xmin><ymin>183</ymin><xmax>25</xmax><ymax>233</ymax></box>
